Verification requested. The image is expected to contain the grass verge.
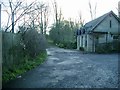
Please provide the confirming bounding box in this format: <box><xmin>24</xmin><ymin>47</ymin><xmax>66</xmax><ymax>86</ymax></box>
<box><xmin>2</xmin><ymin>51</ymin><xmax>47</xmax><ymax>84</ymax></box>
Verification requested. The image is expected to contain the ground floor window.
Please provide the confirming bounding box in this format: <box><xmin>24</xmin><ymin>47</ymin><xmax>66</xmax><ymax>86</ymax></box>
<box><xmin>85</xmin><ymin>40</ymin><xmax>87</xmax><ymax>47</ymax></box>
<box><xmin>113</xmin><ymin>35</ymin><xmax>119</xmax><ymax>40</ymax></box>
<box><xmin>85</xmin><ymin>35</ymin><xmax>87</xmax><ymax>47</ymax></box>
<box><xmin>81</xmin><ymin>36</ymin><xmax>83</xmax><ymax>47</ymax></box>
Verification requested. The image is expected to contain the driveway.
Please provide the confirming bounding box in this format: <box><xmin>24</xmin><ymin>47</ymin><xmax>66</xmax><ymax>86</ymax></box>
<box><xmin>3</xmin><ymin>47</ymin><xmax>119</xmax><ymax>88</ymax></box>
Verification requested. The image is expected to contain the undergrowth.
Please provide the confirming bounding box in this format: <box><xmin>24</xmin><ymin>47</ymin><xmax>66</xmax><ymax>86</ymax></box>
<box><xmin>2</xmin><ymin>51</ymin><xmax>47</xmax><ymax>84</ymax></box>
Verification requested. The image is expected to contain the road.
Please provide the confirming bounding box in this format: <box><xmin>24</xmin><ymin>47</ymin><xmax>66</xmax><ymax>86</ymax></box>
<box><xmin>3</xmin><ymin>47</ymin><xmax>119</xmax><ymax>88</ymax></box>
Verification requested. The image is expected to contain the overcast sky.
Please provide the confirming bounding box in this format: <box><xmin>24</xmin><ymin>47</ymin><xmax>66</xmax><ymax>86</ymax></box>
<box><xmin>48</xmin><ymin>0</ymin><xmax>120</xmax><ymax>23</ymax></box>
<box><xmin>1</xmin><ymin>0</ymin><xmax>120</xmax><ymax>29</ymax></box>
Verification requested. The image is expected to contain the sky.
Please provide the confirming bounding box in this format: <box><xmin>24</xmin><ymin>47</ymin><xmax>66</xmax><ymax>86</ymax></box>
<box><xmin>1</xmin><ymin>0</ymin><xmax>120</xmax><ymax>30</ymax></box>
<box><xmin>47</xmin><ymin>0</ymin><xmax>120</xmax><ymax>23</ymax></box>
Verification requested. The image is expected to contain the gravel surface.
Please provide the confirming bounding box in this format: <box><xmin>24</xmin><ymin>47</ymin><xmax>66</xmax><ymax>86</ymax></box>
<box><xmin>3</xmin><ymin>47</ymin><xmax>119</xmax><ymax>88</ymax></box>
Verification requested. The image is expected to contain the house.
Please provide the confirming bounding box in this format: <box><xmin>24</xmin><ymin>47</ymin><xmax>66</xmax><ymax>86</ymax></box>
<box><xmin>77</xmin><ymin>11</ymin><xmax>120</xmax><ymax>52</ymax></box>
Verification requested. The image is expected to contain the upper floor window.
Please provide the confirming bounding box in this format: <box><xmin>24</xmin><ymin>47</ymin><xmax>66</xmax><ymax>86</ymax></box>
<box><xmin>109</xmin><ymin>13</ymin><xmax>112</xmax><ymax>17</ymax></box>
<box><xmin>110</xmin><ymin>20</ymin><xmax>112</xmax><ymax>28</ymax></box>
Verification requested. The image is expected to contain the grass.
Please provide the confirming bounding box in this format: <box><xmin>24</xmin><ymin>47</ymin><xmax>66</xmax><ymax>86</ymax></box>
<box><xmin>2</xmin><ymin>51</ymin><xmax>47</xmax><ymax>84</ymax></box>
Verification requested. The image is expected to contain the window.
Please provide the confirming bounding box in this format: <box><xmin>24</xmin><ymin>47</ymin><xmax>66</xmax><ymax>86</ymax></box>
<box><xmin>113</xmin><ymin>35</ymin><xmax>119</xmax><ymax>40</ymax></box>
<box><xmin>81</xmin><ymin>36</ymin><xmax>83</xmax><ymax>47</ymax></box>
<box><xmin>109</xmin><ymin>13</ymin><xmax>112</xmax><ymax>17</ymax></box>
<box><xmin>85</xmin><ymin>40</ymin><xmax>87</xmax><ymax>47</ymax></box>
<box><xmin>110</xmin><ymin>20</ymin><xmax>112</xmax><ymax>28</ymax></box>
<box><xmin>85</xmin><ymin>35</ymin><xmax>87</xmax><ymax>47</ymax></box>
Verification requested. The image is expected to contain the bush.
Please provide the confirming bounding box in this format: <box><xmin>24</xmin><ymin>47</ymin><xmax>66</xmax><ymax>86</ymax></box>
<box><xmin>95</xmin><ymin>42</ymin><xmax>120</xmax><ymax>53</ymax></box>
<box><xmin>79</xmin><ymin>47</ymin><xmax>84</xmax><ymax>51</ymax></box>
<box><xmin>70</xmin><ymin>42</ymin><xmax>77</xmax><ymax>49</ymax></box>
<box><xmin>2</xmin><ymin>32</ymin><xmax>25</xmax><ymax>69</ymax></box>
<box><xmin>2</xmin><ymin>28</ymin><xmax>48</xmax><ymax>84</ymax></box>
<box><xmin>3</xmin><ymin>51</ymin><xmax>47</xmax><ymax>84</ymax></box>
<box><xmin>23</xmin><ymin>30</ymin><xmax>47</xmax><ymax>57</ymax></box>
<box><xmin>56</xmin><ymin>42</ymin><xmax>77</xmax><ymax>49</ymax></box>
<box><xmin>112</xmin><ymin>41</ymin><xmax>120</xmax><ymax>53</ymax></box>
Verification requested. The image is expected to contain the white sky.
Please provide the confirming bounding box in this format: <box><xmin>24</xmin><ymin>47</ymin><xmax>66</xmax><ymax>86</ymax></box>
<box><xmin>48</xmin><ymin>0</ymin><xmax>119</xmax><ymax>23</ymax></box>
<box><xmin>1</xmin><ymin>0</ymin><xmax>120</xmax><ymax>29</ymax></box>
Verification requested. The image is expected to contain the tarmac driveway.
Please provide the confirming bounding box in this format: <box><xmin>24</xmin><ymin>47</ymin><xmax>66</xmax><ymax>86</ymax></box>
<box><xmin>3</xmin><ymin>47</ymin><xmax>119</xmax><ymax>88</ymax></box>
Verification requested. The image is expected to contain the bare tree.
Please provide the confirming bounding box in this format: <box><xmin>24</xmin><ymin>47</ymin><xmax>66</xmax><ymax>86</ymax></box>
<box><xmin>89</xmin><ymin>1</ymin><xmax>93</xmax><ymax>20</ymax></box>
<box><xmin>52</xmin><ymin>0</ymin><xmax>63</xmax><ymax>27</ymax></box>
<box><xmin>43</xmin><ymin>5</ymin><xmax>49</xmax><ymax>35</ymax></box>
<box><xmin>118</xmin><ymin>1</ymin><xmax>120</xmax><ymax>18</ymax></box>
<box><xmin>8</xmin><ymin>0</ymin><xmax>22</xmax><ymax>33</ymax></box>
<box><xmin>2</xmin><ymin>0</ymin><xmax>37</xmax><ymax>32</ymax></box>
<box><xmin>34</xmin><ymin>2</ymin><xmax>49</xmax><ymax>35</ymax></box>
<box><xmin>78</xmin><ymin>12</ymin><xmax>85</xmax><ymax>27</ymax></box>
<box><xmin>52</xmin><ymin>0</ymin><xmax>58</xmax><ymax>26</ymax></box>
<box><xmin>94</xmin><ymin>2</ymin><xmax>97</xmax><ymax>19</ymax></box>
<box><xmin>88</xmin><ymin>1</ymin><xmax>97</xmax><ymax>20</ymax></box>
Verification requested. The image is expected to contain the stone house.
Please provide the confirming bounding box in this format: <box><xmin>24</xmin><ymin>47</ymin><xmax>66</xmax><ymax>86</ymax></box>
<box><xmin>77</xmin><ymin>11</ymin><xmax>120</xmax><ymax>52</ymax></box>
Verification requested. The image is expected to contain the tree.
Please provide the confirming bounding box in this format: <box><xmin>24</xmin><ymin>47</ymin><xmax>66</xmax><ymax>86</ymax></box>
<box><xmin>1</xmin><ymin>0</ymin><xmax>37</xmax><ymax>32</ymax></box>
<box><xmin>28</xmin><ymin>2</ymin><xmax>49</xmax><ymax>35</ymax></box>
<box><xmin>9</xmin><ymin>0</ymin><xmax>23</xmax><ymax>33</ymax></box>
<box><xmin>88</xmin><ymin>1</ymin><xmax>97</xmax><ymax>20</ymax></box>
<box><xmin>118</xmin><ymin>1</ymin><xmax>120</xmax><ymax>18</ymax></box>
<box><xmin>78</xmin><ymin>12</ymin><xmax>85</xmax><ymax>27</ymax></box>
<box><xmin>49</xmin><ymin>19</ymin><xmax>79</xmax><ymax>49</ymax></box>
<box><xmin>2</xmin><ymin>0</ymin><xmax>50</xmax><ymax>35</ymax></box>
<box><xmin>43</xmin><ymin>5</ymin><xmax>49</xmax><ymax>35</ymax></box>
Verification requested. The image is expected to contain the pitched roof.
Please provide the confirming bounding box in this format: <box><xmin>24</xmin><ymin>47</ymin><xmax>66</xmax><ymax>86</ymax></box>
<box><xmin>83</xmin><ymin>11</ymin><xmax>120</xmax><ymax>32</ymax></box>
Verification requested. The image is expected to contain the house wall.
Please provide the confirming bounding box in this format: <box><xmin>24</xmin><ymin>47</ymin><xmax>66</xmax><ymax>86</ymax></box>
<box><xmin>77</xmin><ymin>35</ymin><xmax>83</xmax><ymax>50</ymax></box>
<box><xmin>79</xmin><ymin>35</ymin><xmax>81</xmax><ymax>47</ymax></box>
<box><xmin>77</xmin><ymin>35</ymin><xmax>85</xmax><ymax>50</ymax></box>
<box><xmin>98</xmin><ymin>33</ymin><xmax>112</xmax><ymax>43</ymax></box>
<box><xmin>77</xmin><ymin>34</ymin><xmax>94</xmax><ymax>52</ymax></box>
<box><xmin>86</xmin><ymin>34</ymin><xmax>93</xmax><ymax>52</ymax></box>
<box><xmin>77</xmin><ymin>35</ymin><xmax>80</xmax><ymax>50</ymax></box>
<box><xmin>83</xmin><ymin>34</ymin><xmax>85</xmax><ymax>48</ymax></box>
<box><xmin>94</xmin><ymin>14</ymin><xmax>120</xmax><ymax>34</ymax></box>
<box><xmin>78</xmin><ymin>33</ymin><xmax>113</xmax><ymax>52</ymax></box>
<box><xmin>98</xmin><ymin>34</ymin><xmax>106</xmax><ymax>43</ymax></box>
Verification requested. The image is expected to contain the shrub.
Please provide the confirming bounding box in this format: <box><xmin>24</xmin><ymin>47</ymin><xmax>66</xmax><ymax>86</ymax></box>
<box><xmin>79</xmin><ymin>47</ymin><xmax>84</xmax><ymax>51</ymax></box>
<box><xmin>23</xmin><ymin>30</ymin><xmax>47</xmax><ymax>57</ymax></box>
<box><xmin>95</xmin><ymin>42</ymin><xmax>120</xmax><ymax>53</ymax></box>
<box><xmin>3</xmin><ymin>51</ymin><xmax>47</xmax><ymax>84</ymax></box>
<box><xmin>112</xmin><ymin>41</ymin><xmax>120</xmax><ymax>53</ymax></box>
<box><xmin>2</xmin><ymin>26</ymin><xmax>48</xmax><ymax>84</ymax></box>
<box><xmin>56</xmin><ymin>41</ymin><xmax>77</xmax><ymax>49</ymax></box>
<box><xmin>70</xmin><ymin>42</ymin><xmax>77</xmax><ymax>49</ymax></box>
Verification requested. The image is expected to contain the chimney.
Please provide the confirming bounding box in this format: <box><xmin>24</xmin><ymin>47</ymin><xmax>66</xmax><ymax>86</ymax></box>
<box><xmin>118</xmin><ymin>1</ymin><xmax>120</xmax><ymax>18</ymax></box>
